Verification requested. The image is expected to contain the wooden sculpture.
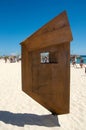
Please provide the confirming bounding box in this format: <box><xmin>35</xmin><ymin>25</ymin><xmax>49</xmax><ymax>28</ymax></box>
<box><xmin>20</xmin><ymin>11</ymin><xmax>73</xmax><ymax>115</ymax></box>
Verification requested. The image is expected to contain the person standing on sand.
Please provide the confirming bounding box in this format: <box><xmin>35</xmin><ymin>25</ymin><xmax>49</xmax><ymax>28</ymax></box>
<box><xmin>85</xmin><ymin>67</ymin><xmax>86</xmax><ymax>74</ymax></box>
<box><xmin>72</xmin><ymin>56</ymin><xmax>77</xmax><ymax>67</ymax></box>
<box><xmin>80</xmin><ymin>57</ymin><xmax>84</xmax><ymax>68</ymax></box>
<box><xmin>4</xmin><ymin>56</ymin><xmax>7</xmax><ymax>63</ymax></box>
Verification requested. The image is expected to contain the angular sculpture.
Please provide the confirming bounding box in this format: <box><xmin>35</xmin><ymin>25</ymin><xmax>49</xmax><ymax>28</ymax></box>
<box><xmin>20</xmin><ymin>11</ymin><xmax>73</xmax><ymax>115</ymax></box>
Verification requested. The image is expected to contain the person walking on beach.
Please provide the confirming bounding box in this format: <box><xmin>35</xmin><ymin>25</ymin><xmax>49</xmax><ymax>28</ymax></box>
<box><xmin>85</xmin><ymin>67</ymin><xmax>86</xmax><ymax>74</ymax></box>
<box><xmin>80</xmin><ymin>57</ymin><xmax>84</xmax><ymax>68</ymax></box>
<box><xmin>72</xmin><ymin>56</ymin><xmax>77</xmax><ymax>67</ymax></box>
<box><xmin>4</xmin><ymin>56</ymin><xmax>7</xmax><ymax>63</ymax></box>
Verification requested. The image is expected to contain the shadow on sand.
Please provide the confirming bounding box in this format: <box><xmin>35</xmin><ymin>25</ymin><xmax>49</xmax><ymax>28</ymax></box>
<box><xmin>0</xmin><ymin>111</ymin><xmax>60</xmax><ymax>127</ymax></box>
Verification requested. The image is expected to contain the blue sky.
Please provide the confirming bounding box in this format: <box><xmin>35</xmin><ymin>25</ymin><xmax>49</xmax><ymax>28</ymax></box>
<box><xmin>0</xmin><ymin>0</ymin><xmax>86</xmax><ymax>55</ymax></box>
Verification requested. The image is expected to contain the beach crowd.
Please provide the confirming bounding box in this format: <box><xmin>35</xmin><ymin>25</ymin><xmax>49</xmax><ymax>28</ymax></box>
<box><xmin>71</xmin><ymin>55</ymin><xmax>86</xmax><ymax>74</ymax></box>
<box><xmin>0</xmin><ymin>55</ymin><xmax>21</xmax><ymax>63</ymax></box>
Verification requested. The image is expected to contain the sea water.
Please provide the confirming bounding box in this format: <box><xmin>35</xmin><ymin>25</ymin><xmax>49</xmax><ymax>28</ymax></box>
<box><xmin>76</xmin><ymin>55</ymin><xmax>86</xmax><ymax>64</ymax></box>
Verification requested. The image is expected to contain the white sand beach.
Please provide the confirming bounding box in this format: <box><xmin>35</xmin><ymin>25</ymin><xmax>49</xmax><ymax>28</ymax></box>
<box><xmin>0</xmin><ymin>60</ymin><xmax>86</xmax><ymax>130</ymax></box>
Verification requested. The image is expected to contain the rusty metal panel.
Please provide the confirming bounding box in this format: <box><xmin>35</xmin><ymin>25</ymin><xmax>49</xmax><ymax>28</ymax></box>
<box><xmin>21</xmin><ymin>11</ymin><xmax>72</xmax><ymax>115</ymax></box>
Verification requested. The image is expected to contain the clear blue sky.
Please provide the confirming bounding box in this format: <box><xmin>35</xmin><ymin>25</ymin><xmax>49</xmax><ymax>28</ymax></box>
<box><xmin>0</xmin><ymin>0</ymin><xmax>86</xmax><ymax>55</ymax></box>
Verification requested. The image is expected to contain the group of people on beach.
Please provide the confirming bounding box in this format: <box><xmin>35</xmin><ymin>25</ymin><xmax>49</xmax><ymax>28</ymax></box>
<box><xmin>71</xmin><ymin>56</ymin><xmax>86</xmax><ymax>74</ymax></box>
<box><xmin>72</xmin><ymin>56</ymin><xmax>84</xmax><ymax>68</ymax></box>
<box><xmin>3</xmin><ymin>56</ymin><xmax>21</xmax><ymax>63</ymax></box>
<box><xmin>5</xmin><ymin>56</ymin><xmax>15</xmax><ymax>63</ymax></box>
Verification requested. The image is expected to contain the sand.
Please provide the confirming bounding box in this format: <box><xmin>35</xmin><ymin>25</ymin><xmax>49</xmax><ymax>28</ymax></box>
<box><xmin>0</xmin><ymin>60</ymin><xmax>86</xmax><ymax>130</ymax></box>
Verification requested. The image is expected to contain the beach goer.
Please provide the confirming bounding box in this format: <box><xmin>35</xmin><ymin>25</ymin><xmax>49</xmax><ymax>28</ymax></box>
<box><xmin>72</xmin><ymin>56</ymin><xmax>77</xmax><ymax>67</ymax></box>
<box><xmin>9</xmin><ymin>57</ymin><xmax>13</xmax><ymax>63</ymax></box>
<box><xmin>44</xmin><ymin>56</ymin><xmax>49</xmax><ymax>63</ymax></box>
<box><xmin>85</xmin><ymin>67</ymin><xmax>86</xmax><ymax>74</ymax></box>
<box><xmin>80</xmin><ymin>57</ymin><xmax>84</xmax><ymax>68</ymax></box>
<box><xmin>4</xmin><ymin>56</ymin><xmax>7</xmax><ymax>63</ymax></box>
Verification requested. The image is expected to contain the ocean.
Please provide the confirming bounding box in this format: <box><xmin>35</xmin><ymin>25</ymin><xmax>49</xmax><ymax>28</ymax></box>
<box><xmin>75</xmin><ymin>55</ymin><xmax>86</xmax><ymax>64</ymax></box>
